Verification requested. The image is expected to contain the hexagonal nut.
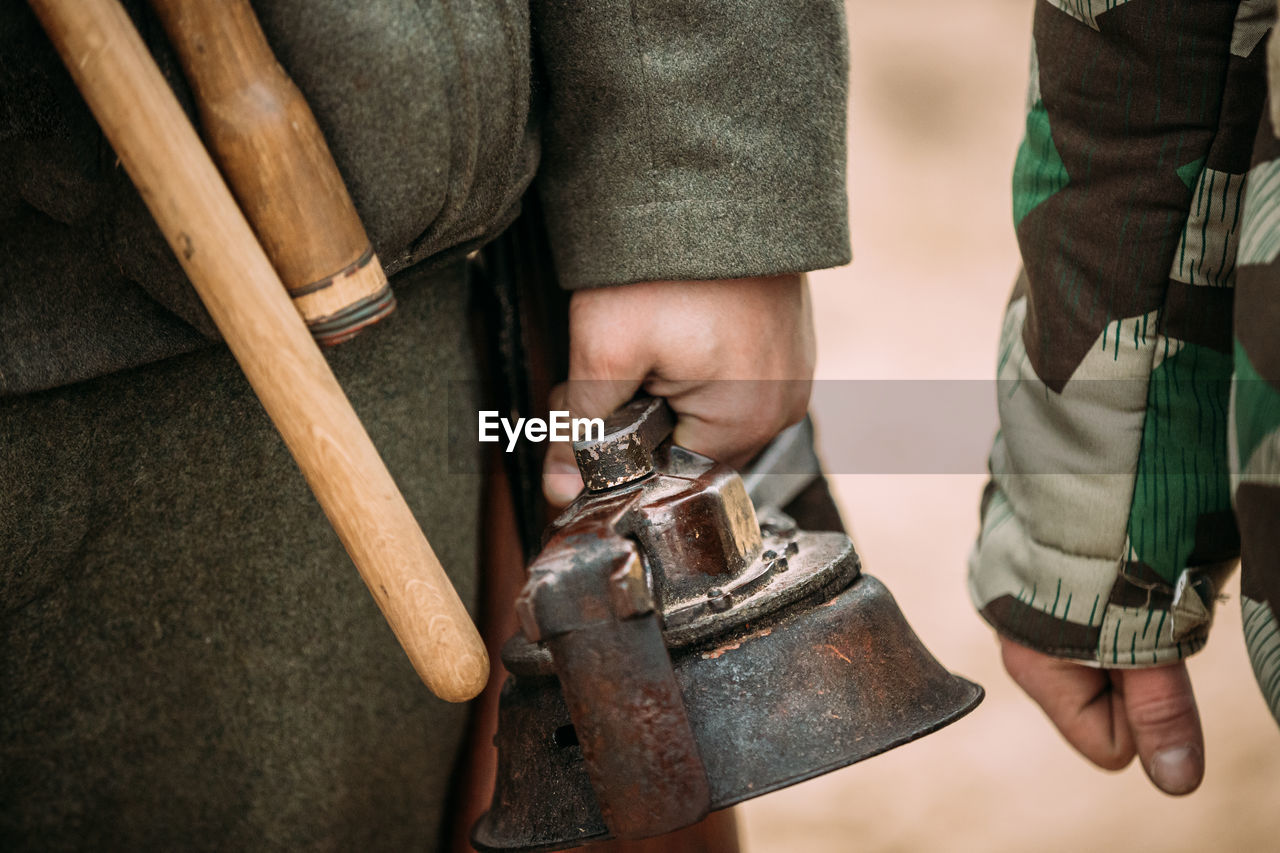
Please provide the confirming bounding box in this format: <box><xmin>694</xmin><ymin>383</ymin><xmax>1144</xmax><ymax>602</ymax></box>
<box><xmin>609</xmin><ymin>550</ymin><xmax>655</xmax><ymax>620</ymax></box>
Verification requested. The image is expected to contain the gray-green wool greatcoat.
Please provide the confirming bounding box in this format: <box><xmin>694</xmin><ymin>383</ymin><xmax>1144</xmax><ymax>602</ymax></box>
<box><xmin>0</xmin><ymin>0</ymin><xmax>852</xmax><ymax>848</ymax></box>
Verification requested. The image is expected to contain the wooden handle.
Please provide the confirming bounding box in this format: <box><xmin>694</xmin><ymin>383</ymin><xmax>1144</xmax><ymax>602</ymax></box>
<box><xmin>148</xmin><ymin>0</ymin><xmax>393</xmax><ymax>346</ymax></box>
<box><xmin>30</xmin><ymin>0</ymin><xmax>489</xmax><ymax>702</ymax></box>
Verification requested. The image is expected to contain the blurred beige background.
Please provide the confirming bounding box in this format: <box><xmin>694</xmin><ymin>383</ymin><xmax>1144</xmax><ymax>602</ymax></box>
<box><xmin>738</xmin><ymin>1</ymin><xmax>1280</xmax><ymax>850</ymax></box>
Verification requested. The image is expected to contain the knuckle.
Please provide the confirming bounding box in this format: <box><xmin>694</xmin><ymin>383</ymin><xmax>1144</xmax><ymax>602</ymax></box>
<box><xmin>998</xmin><ymin>640</ymin><xmax>1051</xmax><ymax>693</ymax></box>
<box><xmin>1126</xmin><ymin>690</ymin><xmax>1197</xmax><ymax>732</ymax></box>
<box><xmin>1000</xmin><ymin>646</ymin><xmax>1030</xmax><ymax>683</ymax></box>
<box><xmin>685</xmin><ymin>334</ymin><xmax>723</xmax><ymax>369</ymax></box>
<box><xmin>573</xmin><ymin>338</ymin><xmax>625</xmax><ymax>377</ymax></box>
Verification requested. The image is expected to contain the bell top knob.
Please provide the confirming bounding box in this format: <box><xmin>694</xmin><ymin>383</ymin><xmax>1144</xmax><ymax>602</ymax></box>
<box><xmin>572</xmin><ymin>396</ymin><xmax>675</xmax><ymax>492</ymax></box>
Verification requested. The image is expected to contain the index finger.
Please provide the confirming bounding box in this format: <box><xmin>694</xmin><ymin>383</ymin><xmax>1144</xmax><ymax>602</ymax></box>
<box><xmin>1000</xmin><ymin>637</ymin><xmax>1136</xmax><ymax>771</ymax></box>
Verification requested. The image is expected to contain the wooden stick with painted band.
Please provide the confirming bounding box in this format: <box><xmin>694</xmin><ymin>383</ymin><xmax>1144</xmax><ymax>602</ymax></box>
<box><xmin>148</xmin><ymin>0</ymin><xmax>393</xmax><ymax>346</ymax></box>
<box><xmin>29</xmin><ymin>0</ymin><xmax>489</xmax><ymax>703</ymax></box>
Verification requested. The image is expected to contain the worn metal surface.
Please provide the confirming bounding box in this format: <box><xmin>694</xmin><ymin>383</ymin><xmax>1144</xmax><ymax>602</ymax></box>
<box><xmin>514</xmin><ymin>529</ymin><xmax>711</xmax><ymax>839</ymax></box>
<box><xmin>572</xmin><ymin>396</ymin><xmax>675</xmax><ymax>491</ymax></box>
<box><xmin>474</xmin><ymin>397</ymin><xmax>984</xmax><ymax>852</ymax></box>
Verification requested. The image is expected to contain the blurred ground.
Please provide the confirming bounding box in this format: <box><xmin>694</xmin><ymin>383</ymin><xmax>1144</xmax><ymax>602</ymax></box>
<box><xmin>738</xmin><ymin>1</ymin><xmax>1280</xmax><ymax>850</ymax></box>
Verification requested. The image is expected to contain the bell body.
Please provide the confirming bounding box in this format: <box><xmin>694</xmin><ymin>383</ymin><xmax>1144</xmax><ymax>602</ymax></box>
<box><xmin>475</xmin><ymin>571</ymin><xmax>982</xmax><ymax>852</ymax></box>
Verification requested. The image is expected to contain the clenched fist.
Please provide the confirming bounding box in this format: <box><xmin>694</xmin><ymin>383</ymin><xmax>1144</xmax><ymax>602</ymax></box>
<box><xmin>543</xmin><ymin>274</ymin><xmax>816</xmax><ymax>507</ymax></box>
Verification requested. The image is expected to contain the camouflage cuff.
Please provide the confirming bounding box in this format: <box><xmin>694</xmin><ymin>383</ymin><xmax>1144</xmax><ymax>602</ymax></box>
<box><xmin>969</xmin><ymin>477</ymin><xmax>1236</xmax><ymax>668</ymax></box>
<box><xmin>967</xmin><ymin>274</ymin><xmax>1242</xmax><ymax>667</ymax></box>
<box><xmin>967</xmin><ymin>285</ymin><xmax>1239</xmax><ymax>667</ymax></box>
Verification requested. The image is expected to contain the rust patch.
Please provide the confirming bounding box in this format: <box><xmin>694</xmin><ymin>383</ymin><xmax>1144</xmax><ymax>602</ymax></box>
<box><xmin>823</xmin><ymin>644</ymin><xmax>852</xmax><ymax>664</ymax></box>
<box><xmin>700</xmin><ymin>641</ymin><xmax>742</xmax><ymax>660</ymax></box>
<box><xmin>700</xmin><ymin>626</ymin><xmax>773</xmax><ymax>660</ymax></box>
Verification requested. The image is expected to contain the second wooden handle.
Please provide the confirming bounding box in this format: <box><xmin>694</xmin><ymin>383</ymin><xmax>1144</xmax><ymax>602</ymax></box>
<box><xmin>149</xmin><ymin>0</ymin><xmax>394</xmax><ymax>346</ymax></box>
<box><xmin>31</xmin><ymin>0</ymin><xmax>489</xmax><ymax>702</ymax></box>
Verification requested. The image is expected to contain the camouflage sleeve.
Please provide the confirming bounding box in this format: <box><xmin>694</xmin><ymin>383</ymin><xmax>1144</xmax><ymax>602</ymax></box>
<box><xmin>969</xmin><ymin>0</ymin><xmax>1272</xmax><ymax>667</ymax></box>
<box><xmin>1233</xmin><ymin>33</ymin><xmax>1280</xmax><ymax>723</ymax></box>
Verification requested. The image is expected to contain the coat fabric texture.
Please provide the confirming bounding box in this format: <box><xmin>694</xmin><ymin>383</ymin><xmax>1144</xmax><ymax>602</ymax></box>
<box><xmin>0</xmin><ymin>0</ymin><xmax>852</xmax><ymax>849</ymax></box>
<box><xmin>0</xmin><ymin>0</ymin><xmax>852</xmax><ymax>396</ymax></box>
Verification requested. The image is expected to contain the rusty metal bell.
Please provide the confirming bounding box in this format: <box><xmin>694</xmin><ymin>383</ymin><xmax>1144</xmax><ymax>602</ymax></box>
<box><xmin>473</xmin><ymin>399</ymin><xmax>983</xmax><ymax>852</ymax></box>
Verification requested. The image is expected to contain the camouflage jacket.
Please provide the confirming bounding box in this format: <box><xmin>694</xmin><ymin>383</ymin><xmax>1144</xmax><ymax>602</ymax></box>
<box><xmin>969</xmin><ymin>0</ymin><xmax>1280</xmax><ymax>723</ymax></box>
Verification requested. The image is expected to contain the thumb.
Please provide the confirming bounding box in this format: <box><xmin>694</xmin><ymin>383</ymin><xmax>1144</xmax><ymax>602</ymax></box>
<box><xmin>541</xmin><ymin>378</ymin><xmax>641</xmax><ymax>508</ymax></box>
<box><xmin>1114</xmin><ymin>664</ymin><xmax>1204</xmax><ymax>796</ymax></box>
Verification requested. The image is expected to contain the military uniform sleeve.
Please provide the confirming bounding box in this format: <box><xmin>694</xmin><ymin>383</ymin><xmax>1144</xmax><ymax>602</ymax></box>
<box><xmin>969</xmin><ymin>0</ymin><xmax>1271</xmax><ymax>667</ymax></box>
<box><xmin>529</xmin><ymin>0</ymin><xmax>851</xmax><ymax>289</ymax></box>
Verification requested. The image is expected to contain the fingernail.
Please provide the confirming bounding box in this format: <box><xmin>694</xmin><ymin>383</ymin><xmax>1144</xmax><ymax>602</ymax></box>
<box><xmin>544</xmin><ymin>461</ymin><xmax>583</xmax><ymax>506</ymax></box>
<box><xmin>1150</xmin><ymin>745</ymin><xmax>1203</xmax><ymax>795</ymax></box>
